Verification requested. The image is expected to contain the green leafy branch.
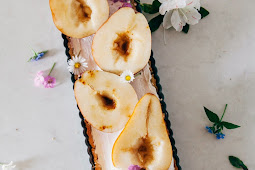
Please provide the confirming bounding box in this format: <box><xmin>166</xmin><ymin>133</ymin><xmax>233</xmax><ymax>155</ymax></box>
<box><xmin>204</xmin><ymin>104</ymin><xmax>240</xmax><ymax>138</ymax></box>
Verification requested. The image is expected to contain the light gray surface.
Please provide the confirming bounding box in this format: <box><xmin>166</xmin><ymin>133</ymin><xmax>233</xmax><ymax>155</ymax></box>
<box><xmin>0</xmin><ymin>0</ymin><xmax>254</xmax><ymax>170</ymax></box>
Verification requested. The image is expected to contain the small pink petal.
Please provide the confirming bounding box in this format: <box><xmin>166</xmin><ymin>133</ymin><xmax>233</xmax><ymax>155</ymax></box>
<box><xmin>34</xmin><ymin>71</ymin><xmax>45</xmax><ymax>87</ymax></box>
<box><xmin>43</xmin><ymin>76</ymin><xmax>56</xmax><ymax>88</ymax></box>
<box><xmin>121</xmin><ymin>2</ymin><xmax>132</xmax><ymax>8</ymax></box>
<box><xmin>37</xmin><ymin>71</ymin><xmax>44</xmax><ymax>76</ymax></box>
<box><xmin>128</xmin><ymin>165</ymin><xmax>141</xmax><ymax>170</ymax></box>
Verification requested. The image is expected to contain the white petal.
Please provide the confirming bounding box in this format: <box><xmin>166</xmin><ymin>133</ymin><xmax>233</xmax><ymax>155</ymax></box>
<box><xmin>163</xmin><ymin>10</ymin><xmax>173</xmax><ymax>29</ymax></box>
<box><xmin>68</xmin><ymin>59</ymin><xmax>75</xmax><ymax>66</ymax></box>
<box><xmin>182</xmin><ymin>7</ymin><xmax>201</xmax><ymax>25</ymax></box>
<box><xmin>158</xmin><ymin>0</ymin><xmax>168</xmax><ymax>3</ymax></box>
<box><xmin>73</xmin><ymin>56</ymin><xmax>78</xmax><ymax>63</ymax></box>
<box><xmin>67</xmin><ymin>65</ymin><xmax>74</xmax><ymax>73</ymax></box>
<box><xmin>80</xmin><ymin>58</ymin><xmax>86</xmax><ymax>63</ymax></box>
<box><xmin>74</xmin><ymin>69</ymin><xmax>79</xmax><ymax>76</ymax></box>
<box><xmin>186</xmin><ymin>0</ymin><xmax>200</xmax><ymax>9</ymax></box>
<box><xmin>82</xmin><ymin>62</ymin><xmax>88</xmax><ymax>67</ymax></box>
<box><xmin>2</xmin><ymin>161</ymin><xmax>16</xmax><ymax>170</ymax></box>
<box><xmin>171</xmin><ymin>10</ymin><xmax>186</xmax><ymax>32</ymax></box>
<box><xmin>159</xmin><ymin>3</ymin><xmax>170</xmax><ymax>15</ymax></box>
<box><xmin>159</xmin><ymin>0</ymin><xmax>186</xmax><ymax>15</ymax></box>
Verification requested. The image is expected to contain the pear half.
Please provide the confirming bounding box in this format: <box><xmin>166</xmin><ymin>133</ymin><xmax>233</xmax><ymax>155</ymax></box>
<box><xmin>112</xmin><ymin>94</ymin><xmax>172</xmax><ymax>169</ymax></box>
<box><xmin>74</xmin><ymin>70</ymin><xmax>138</xmax><ymax>132</ymax></box>
<box><xmin>92</xmin><ymin>7</ymin><xmax>151</xmax><ymax>75</ymax></box>
<box><xmin>49</xmin><ymin>0</ymin><xmax>109</xmax><ymax>38</ymax></box>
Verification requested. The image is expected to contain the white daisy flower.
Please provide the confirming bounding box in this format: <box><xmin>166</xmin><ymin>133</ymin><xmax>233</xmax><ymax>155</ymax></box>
<box><xmin>67</xmin><ymin>52</ymin><xmax>88</xmax><ymax>76</ymax></box>
<box><xmin>1</xmin><ymin>161</ymin><xmax>16</xmax><ymax>170</ymax></box>
<box><xmin>120</xmin><ymin>70</ymin><xmax>135</xmax><ymax>83</ymax></box>
<box><xmin>160</xmin><ymin>0</ymin><xmax>201</xmax><ymax>32</ymax></box>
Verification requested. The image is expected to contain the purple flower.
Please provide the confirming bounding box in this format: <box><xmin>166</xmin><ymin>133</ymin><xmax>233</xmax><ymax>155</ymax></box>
<box><xmin>43</xmin><ymin>76</ymin><xmax>56</xmax><ymax>88</ymax></box>
<box><xmin>121</xmin><ymin>2</ymin><xmax>132</xmax><ymax>8</ymax></box>
<box><xmin>206</xmin><ymin>126</ymin><xmax>213</xmax><ymax>134</ymax></box>
<box><xmin>216</xmin><ymin>133</ymin><xmax>225</xmax><ymax>140</ymax></box>
<box><xmin>112</xmin><ymin>0</ymin><xmax>128</xmax><ymax>2</ymax></box>
<box><xmin>28</xmin><ymin>50</ymin><xmax>48</xmax><ymax>62</ymax></box>
<box><xmin>35</xmin><ymin>52</ymin><xmax>45</xmax><ymax>61</ymax></box>
<box><xmin>112</xmin><ymin>0</ymin><xmax>132</xmax><ymax>8</ymax></box>
<box><xmin>128</xmin><ymin>165</ymin><xmax>141</xmax><ymax>170</ymax></box>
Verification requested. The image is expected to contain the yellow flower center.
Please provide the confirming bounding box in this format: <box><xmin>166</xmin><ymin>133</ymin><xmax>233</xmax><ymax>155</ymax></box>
<box><xmin>74</xmin><ymin>62</ymin><xmax>81</xmax><ymax>68</ymax></box>
<box><xmin>125</xmin><ymin>75</ymin><xmax>131</xmax><ymax>81</ymax></box>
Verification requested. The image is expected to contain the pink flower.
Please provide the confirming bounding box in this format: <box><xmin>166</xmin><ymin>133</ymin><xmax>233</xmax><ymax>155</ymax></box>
<box><xmin>43</xmin><ymin>75</ymin><xmax>56</xmax><ymax>88</ymax></box>
<box><xmin>34</xmin><ymin>71</ymin><xmax>45</xmax><ymax>87</ymax></box>
<box><xmin>121</xmin><ymin>2</ymin><xmax>132</xmax><ymax>8</ymax></box>
<box><xmin>128</xmin><ymin>165</ymin><xmax>141</xmax><ymax>170</ymax></box>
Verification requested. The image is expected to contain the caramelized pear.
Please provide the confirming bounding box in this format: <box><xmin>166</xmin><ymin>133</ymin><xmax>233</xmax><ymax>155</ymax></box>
<box><xmin>74</xmin><ymin>70</ymin><xmax>138</xmax><ymax>132</ymax></box>
<box><xmin>50</xmin><ymin>0</ymin><xmax>109</xmax><ymax>38</ymax></box>
<box><xmin>92</xmin><ymin>7</ymin><xmax>151</xmax><ymax>75</ymax></box>
<box><xmin>112</xmin><ymin>94</ymin><xmax>172</xmax><ymax>169</ymax></box>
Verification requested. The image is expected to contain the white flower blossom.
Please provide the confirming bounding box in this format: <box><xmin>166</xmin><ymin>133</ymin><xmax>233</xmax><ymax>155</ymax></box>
<box><xmin>120</xmin><ymin>70</ymin><xmax>135</xmax><ymax>83</ymax></box>
<box><xmin>67</xmin><ymin>52</ymin><xmax>88</xmax><ymax>76</ymax></box>
<box><xmin>160</xmin><ymin>0</ymin><xmax>201</xmax><ymax>31</ymax></box>
<box><xmin>1</xmin><ymin>161</ymin><xmax>16</xmax><ymax>170</ymax></box>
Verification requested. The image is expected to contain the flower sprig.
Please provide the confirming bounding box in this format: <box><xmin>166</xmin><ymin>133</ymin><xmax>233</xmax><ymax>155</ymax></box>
<box><xmin>34</xmin><ymin>62</ymin><xmax>56</xmax><ymax>88</ymax></box>
<box><xmin>229</xmin><ymin>156</ymin><xmax>248</xmax><ymax>170</ymax></box>
<box><xmin>135</xmin><ymin>0</ymin><xmax>209</xmax><ymax>33</ymax></box>
<box><xmin>28</xmin><ymin>49</ymin><xmax>48</xmax><ymax>62</ymax></box>
<box><xmin>204</xmin><ymin>104</ymin><xmax>240</xmax><ymax>139</ymax></box>
<box><xmin>0</xmin><ymin>161</ymin><xmax>16</xmax><ymax>170</ymax></box>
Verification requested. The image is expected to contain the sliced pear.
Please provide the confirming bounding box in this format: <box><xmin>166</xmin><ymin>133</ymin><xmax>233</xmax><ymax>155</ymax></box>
<box><xmin>74</xmin><ymin>70</ymin><xmax>138</xmax><ymax>132</ymax></box>
<box><xmin>49</xmin><ymin>0</ymin><xmax>109</xmax><ymax>38</ymax></box>
<box><xmin>112</xmin><ymin>94</ymin><xmax>172</xmax><ymax>169</ymax></box>
<box><xmin>92</xmin><ymin>7</ymin><xmax>151</xmax><ymax>75</ymax></box>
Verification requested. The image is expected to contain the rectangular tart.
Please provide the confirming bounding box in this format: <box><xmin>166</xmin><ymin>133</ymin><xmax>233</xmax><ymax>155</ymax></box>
<box><xmin>62</xmin><ymin>1</ymin><xmax>181</xmax><ymax>169</ymax></box>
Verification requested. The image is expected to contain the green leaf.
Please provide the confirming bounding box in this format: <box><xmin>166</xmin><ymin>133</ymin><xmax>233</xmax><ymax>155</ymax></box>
<box><xmin>214</xmin><ymin>128</ymin><xmax>221</xmax><ymax>134</ymax></box>
<box><xmin>204</xmin><ymin>107</ymin><xmax>220</xmax><ymax>123</ymax></box>
<box><xmin>182</xmin><ymin>24</ymin><xmax>190</xmax><ymax>33</ymax></box>
<box><xmin>222</xmin><ymin>121</ymin><xmax>240</xmax><ymax>129</ymax></box>
<box><xmin>199</xmin><ymin>7</ymin><xmax>210</xmax><ymax>19</ymax></box>
<box><xmin>149</xmin><ymin>14</ymin><xmax>164</xmax><ymax>32</ymax></box>
<box><xmin>220</xmin><ymin>124</ymin><xmax>224</xmax><ymax>130</ymax></box>
<box><xmin>141</xmin><ymin>0</ymin><xmax>161</xmax><ymax>14</ymax></box>
<box><xmin>229</xmin><ymin>156</ymin><xmax>248</xmax><ymax>170</ymax></box>
<box><xmin>210</xmin><ymin>126</ymin><xmax>215</xmax><ymax>133</ymax></box>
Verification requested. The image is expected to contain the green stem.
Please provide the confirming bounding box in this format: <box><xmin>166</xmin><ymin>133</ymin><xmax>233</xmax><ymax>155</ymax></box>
<box><xmin>241</xmin><ymin>164</ymin><xmax>248</xmax><ymax>170</ymax></box>
<box><xmin>31</xmin><ymin>49</ymin><xmax>38</xmax><ymax>56</ymax></box>
<box><xmin>220</xmin><ymin>104</ymin><xmax>228</xmax><ymax>121</ymax></box>
<box><xmin>27</xmin><ymin>57</ymin><xmax>34</xmax><ymax>62</ymax></box>
<box><xmin>40</xmin><ymin>50</ymin><xmax>48</xmax><ymax>54</ymax></box>
<box><xmin>134</xmin><ymin>0</ymin><xmax>141</xmax><ymax>5</ymax></box>
<box><xmin>134</xmin><ymin>72</ymin><xmax>141</xmax><ymax>78</ymax></box>
<box><xmin>48</xmin><ymin>62</ymin><xmax>56</xmax><ymax>76</ymax></box>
